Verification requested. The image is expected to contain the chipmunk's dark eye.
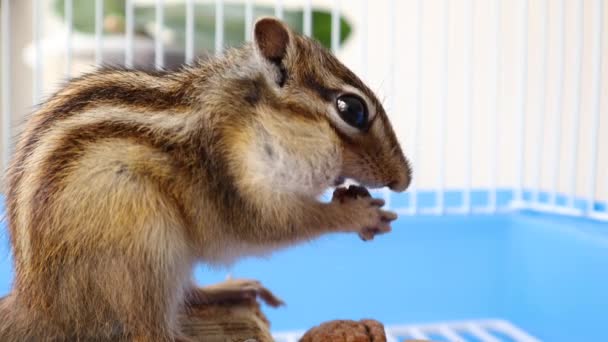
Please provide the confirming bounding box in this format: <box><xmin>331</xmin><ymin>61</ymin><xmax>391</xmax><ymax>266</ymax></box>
<box><xmin>336</xmin><ymin>95</ymin><xmax>368</xmax><ymax>129</ymax></box>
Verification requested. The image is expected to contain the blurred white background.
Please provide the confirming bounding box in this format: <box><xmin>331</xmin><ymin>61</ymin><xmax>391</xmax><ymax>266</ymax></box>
<box><xmin>1</xmin><ymin>0</ymin><xmax>607</xmax><ymax>205</ymax></box>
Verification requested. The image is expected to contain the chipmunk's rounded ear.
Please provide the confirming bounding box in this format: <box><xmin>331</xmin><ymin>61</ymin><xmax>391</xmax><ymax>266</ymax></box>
<box><xmin>253</xmin><ymin>17</ymin><xmax>291</xmax><ymax>61</ymax></box>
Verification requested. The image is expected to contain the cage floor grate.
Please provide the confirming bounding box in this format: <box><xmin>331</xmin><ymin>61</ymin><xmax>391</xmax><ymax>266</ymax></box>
<box><xmin>273</xmin><ymin>319</ymin><xmax>541</xmax><ymax>342</ymax></box>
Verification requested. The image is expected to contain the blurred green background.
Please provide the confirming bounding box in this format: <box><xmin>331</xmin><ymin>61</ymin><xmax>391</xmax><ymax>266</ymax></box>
<box><xmin>53</xmin><ymin>0</ymin><xmax>352</xmax><ymax>52</ymax></box>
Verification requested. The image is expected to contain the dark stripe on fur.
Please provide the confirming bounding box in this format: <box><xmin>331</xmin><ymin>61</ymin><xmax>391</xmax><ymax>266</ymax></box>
<box><xmin>8</xmin><ymin>70</ymin><xmax>195</xmax><ymax>242</ymax></box>
<box><xmin>27</xmin><ymin>118</ymin><xmax>255</xmax><ymax>246</ymax></box>
<box><xmin>302</xmin><ymin>74</ymin><xmax>337</xmax><ymax>102</ymax></box>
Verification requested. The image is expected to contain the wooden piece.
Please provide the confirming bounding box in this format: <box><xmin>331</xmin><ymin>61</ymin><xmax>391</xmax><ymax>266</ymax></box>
<box><xmin>179</xmin><ymin>299</ymin><xmax>396</xmax><ymax>342</ymax></box>
<box><xmin>180</xmin><ymin>298</ymin><xmax>274</xmax><ymax>342</ymax></box>
<box><xmin>176</xmin><ymin>278</ymin><xmax>422</xmax><ymax>342</ymax></box>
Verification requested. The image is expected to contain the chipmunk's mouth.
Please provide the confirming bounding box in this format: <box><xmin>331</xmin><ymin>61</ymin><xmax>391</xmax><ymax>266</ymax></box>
<box><xmin>333</xmin><ymin>176</ymin><xmax>382</xmax><ymax>190</ymax></box>
<box><xmin>334</xmin><ymin>175</ymin><xmax>395</xmax><ymax>191</ymax></box>
<box><xmin>333</xmin><ymin>176</ymin><xmax>346</xmax><ymax>187</ymax></box>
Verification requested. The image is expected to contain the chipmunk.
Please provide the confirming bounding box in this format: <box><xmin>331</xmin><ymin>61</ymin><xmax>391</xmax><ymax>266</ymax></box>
<box><xmin>0</xmin><ymin>18</ymin><xmax>411</xmax><ymax>341</ymax></box>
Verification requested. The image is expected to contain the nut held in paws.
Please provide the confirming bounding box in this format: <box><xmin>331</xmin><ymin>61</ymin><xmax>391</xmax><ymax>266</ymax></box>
<box><xmin>332</xmin><ymin>185</ymin><xmax>372</xmax><ymax>203</ymax></box>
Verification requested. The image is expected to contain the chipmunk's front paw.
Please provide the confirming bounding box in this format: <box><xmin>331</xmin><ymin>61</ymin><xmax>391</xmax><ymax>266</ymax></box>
<box><xmin>186</xmin><ymin>278</ymin><xmax>285</xmax><ymax>308</ymax></box>
<box><xmin>332</xmin><ymin>185</ymin><xmax>398</xmax><ymax>241</ymax></box>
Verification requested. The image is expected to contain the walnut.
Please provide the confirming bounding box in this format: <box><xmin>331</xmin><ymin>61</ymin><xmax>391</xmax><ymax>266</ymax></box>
<box><xmin>299</xmin><ymin>319</ymin><xmax>387</xmax><ymax>342</ymax></box>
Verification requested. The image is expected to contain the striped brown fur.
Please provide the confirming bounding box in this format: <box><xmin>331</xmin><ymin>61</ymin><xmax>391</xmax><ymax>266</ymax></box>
<box><xmin>0</xmin><ymin>18</ymin><xmax>410</xmax><ymax>341</ymax></box>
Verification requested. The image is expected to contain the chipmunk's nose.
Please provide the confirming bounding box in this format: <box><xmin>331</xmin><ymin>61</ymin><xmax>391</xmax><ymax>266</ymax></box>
<box><xmin>387</xmin><ymin>163</ymin><xmax>412</xmax><ymax>192</ymax></box>
<box><xmin>388</xmin><ymin>177</ymin><xmax>410</xmax><ymax>192</ymax></box>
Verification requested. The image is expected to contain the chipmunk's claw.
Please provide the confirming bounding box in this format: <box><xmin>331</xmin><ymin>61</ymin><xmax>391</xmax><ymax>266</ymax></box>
<box><xmin>332</xmin><ymin>185</ymin><xmax>398</xmax><ymax>241</ymax></box>
<box><xmin>187</xmin><ymin>278</ymin><xmax>285</xmax><ymax>308</ymax></box>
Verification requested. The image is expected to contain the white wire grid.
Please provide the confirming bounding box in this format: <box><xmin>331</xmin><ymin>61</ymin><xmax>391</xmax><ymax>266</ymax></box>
<box><xmin>0</xmin><ymin>0</ymin><xmax>606</xmax><ymax>221</ymax></box>
<box><xmin>272</xmin><ymin>319</ymin><xmax>541</xmax><ymax>342</ymax></box>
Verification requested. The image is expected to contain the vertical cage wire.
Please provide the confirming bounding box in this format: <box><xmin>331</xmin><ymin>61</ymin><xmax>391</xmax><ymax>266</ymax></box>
<box><xmin>245</xmin><ymin>0</ymin><xmax>253</xmax><ymax>41</ymax></box>
<box><xmin>125</xmin><ymin>0</ymin><xmax>134</xmax><ymax>68</ymax></box>
<box><xmin>436</xmin><ymin>0</ymin><xmax>449</xmax><ymax>214</ymax></box>
<box><xmin>95</xmin><ymin>0</ymin><xmax>104</xmax><ymax>65</ymax></box>
<box><xmin>587</xmin><ymin>0</ymin><xmax>604</xmax><ymax>213</ymax></box>
<box><xmin>65</xmin><ymin>0</ymin><xmax>73</xmax><ymax>78</ymax></box>
<box><xmin>155</xmin><ymin>0</ymin><xmax>165</xmax><ymax>69</ymax></box>
<box><xmin>514</xmin><ymin>0</ymin><xmax>529</xmax><ymax>205</ymax></box>
<box><xmin>1</xmin><ymin>0</ymin><xmax>11</xmax><ymax>170</ymax></box>
<box><xmin>7</xmin><ymin>0</ymin><xmax>607</xmax><ymax>219</ymax></box>
<box><xmin>532</xmin><ymin>0</ymin><xmax>549</xmax><ymax>204</ymax></box>
<box><xmin>215</xmin><ymin>0</ymin><xmax>224</xmax><ymax>56</ymax></box>
<box><xmin>489</xmin><ymin>0</ymin><xmax>501</xmax><ymax>212</ymax></box>
<box><xmin>384</xmin><ymin>0</ymin><xmax>396</xmax><ymax>209</ymax></box>
<box><xmin>33</xmin><ymin>0</ymin><xmax>42</xmax><ymax>105</ymax></box>
<box><xmin>185</xmin><ymin>0</ymin><xmax>195</xmax><ymax>63</ymax></box>
<box><xmin>303</xmin><ymin>0</ymin><xmax>312</xmax><ymax>37</ymax></box>
<box><xmin>567</xmin><ymin>0</ymin><xmax>585</xmax><ymax>208</ymax></box>
<box><xmin>409</xmin><ymin>0</ymin><xmax>423</xmax><ymax>214</ymax></box>
<box><xmin>387</xmin><ymin>0</ymin><xmax>396</xmax><ymax>119</ymax></box>
<box><xmin>331</xmin><ymin>0</ymin><xmax>340</xmax><ymax>54</ymax></box>
<box><xmin>275</xmin><ymin>0</ymin><xmax>284</xmax><ymax>20</ymax></box>
<box><xmin>549</xmin><ymin>0</ymin><xmax>566</xmax><ymax>206</ymax></box>
<box><xmin>462</xmin><ymin>0</ymin><xmax>474</xmax><ymax>213</ymax></box>
<box><xmin>359</xmin><ymin>0</ymin><xmax>368</xmax><ymax>78</ymax></box>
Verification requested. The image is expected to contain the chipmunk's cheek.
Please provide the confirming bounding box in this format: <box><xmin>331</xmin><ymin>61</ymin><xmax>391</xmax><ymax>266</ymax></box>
<box><xmin>242</xmin><ymin>124</ymin><xmax>341</xmax><ymax>197</ymax></box>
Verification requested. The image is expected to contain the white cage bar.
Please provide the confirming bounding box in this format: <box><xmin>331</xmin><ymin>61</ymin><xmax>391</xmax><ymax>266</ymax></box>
<box><xmin>438</xmin><ymin>325</ymin><xmax>464</xmax><ymax>341</ymax></box>
<box><xmin>436</xmin><ymin>0</ymin><xmax>449</xmax><ymax>215</ymax></box>
<box><xmin>245</xmin><ymin>0</ymin><xmax>254</xmax><ymax>41</ymax></box>
<box><xmin>532</xmin><ymin>0</ymin><xmax>548</xmax><ymax>205</ymax></box>
<box><xmin>95</xmin><ymin>0</ymin><xmax>104</xmax><ymax>65</ymax></box>
<box><xmin>275</xmin><ymin>0</ymin><xmax>284</xmax><ymax>20</ymax></box>
<box><xmin>358</xmin><ymin>0</ymin><xmax>367</xmax><ymax>77</ymax></box>
<box><xmin>406</xmin><ymin>327</ymin><xmax>429</xmax><ymax>340</ymax></box>
<box><xmin>185</xmin><ymin>0</ymin><xmax>195</xmax><ymax>63</ymax></box>
<box><xmin>155</xmin><ymin>0</ymin><xmax>165</xmax><ymax>69</ymax></box>
<box><xmin>514</xmin><ymin>0</ymin><xmax>528</xmax><ymax>205</ymax></box>
<box><xmin>468</xmin><ymin>323</ymin><xmax>501</xmax><ymax>342</ymax></box>
<box><xmin>462</xmin><ymin>0</ymin><xmax>473</xmax><ymax>214</ymax></box>
<box><xmin>215</xmin><ymin>0</ymin><xmax>224</xmax><ymax>56</ymax></box>
<box><xmin>125</xmin><ymin>0</ymin><xmax>135</xmax><ymax>68</ymax></box>
<box><xmin>408</xmin><ymin>0</ymin><xmax>423</xmax><ymax>215</ymax></box>
<box><xmin>32</xmin><ymin>0</ymin><xmax>42</xmax><ymax>105</ymax></box>
<box><xmin>64</xmin><ymin>0</ymin><xmax>72</xmax><ymax>78</ymax></box>
<box><xmin>588</xmin><ymin>0</ymin><xmax>604</xmax><ymax>215</ymax></box>
<box><xmin>488</xmin><ymin>0</ymin><xmax>501</xmax><ymax>213</ymax></box>
<box><xmin>566</xmin><ymin>0</ymin><xmax>584</xmax><ymax>209</ymax></box>
<box><xmin>331</xmin><ymin>0</ymin><xmax>340</xmax><ymax>54</ymax></box>
<box><xmin>383</xmin><ymin>0</ymin><xmax>396</xmax><ymax>209</ymax></box>
<box><xmin>303</xmin><ymin>0</ymin><xmax>312</xmax><ymax>37</ymax></box>
<box><xmin>273</xmin><ymin>319</ymin><xmax>542</xmax><ymax>342</ymax></box>
<box><xmin>1</xmin><ymin>0</ymin><xmax>10</xmax><ymax>171</ymax></box>
<box><xmin>0</xmin><ymin>0</ymin><xmax>606</xmax><ymax>222</ymax></box>
<box><xmin>548</xmin><ymin>0</ymin><xmax>566</xmax><ymax>208</ymax></box>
